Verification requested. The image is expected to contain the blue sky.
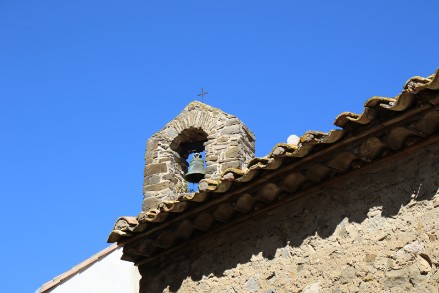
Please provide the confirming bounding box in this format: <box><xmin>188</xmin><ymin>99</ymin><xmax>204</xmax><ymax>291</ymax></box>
<box><xmin>0</xmin><ymin>1</ymin><xmax>438</xmax><ymax>292</ymax></box>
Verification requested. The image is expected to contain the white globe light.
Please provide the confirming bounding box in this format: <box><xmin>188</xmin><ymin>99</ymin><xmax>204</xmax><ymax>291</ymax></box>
<box><xmin>287</xmin><ymin>134</ymin><xmax>300</xmax><ymax>145</ymax></box>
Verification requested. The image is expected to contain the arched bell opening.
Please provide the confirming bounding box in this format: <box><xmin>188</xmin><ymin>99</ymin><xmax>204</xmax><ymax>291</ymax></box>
<box><xmin>170</xmin><ymin>127</ymin><xmax>208</xmax><ymax>192</ymax></box>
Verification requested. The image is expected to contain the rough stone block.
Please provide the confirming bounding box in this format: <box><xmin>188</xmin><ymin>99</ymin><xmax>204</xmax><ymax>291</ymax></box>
<box><xmin>145</xmin><ymin>163</ymin><xmax>167</xmax><ymax>176</ymax></box>
<box><xmin>165</xmin><ymin>127</ymin><xmax>178</xmax><ymax>139</ymax></box>
<box><xmin>217</xmin><ymin>136</ymin><xmax>229</xmax><ymax>143</ymax></box>
<box><xmin>365</xmin><ymin>253</ymin><xmax>376</xmax><ymax>262</ymax></box>
<box><xmin>163</xmin><ymin>174</ymin><xmax>179</xmax><ymax>184</ymax></box>
<box><xmin>143</xmin><ymin>181</ymin><xmax>170</xmax><ymax>192</ymax></box>
<box><xmin>146</xmin><ymin>140</ymin><xmax>159</xmax><ymax>152</ymax></box>
<box><xmin>205</xmin><ymin>165</ymin><xmax>217</xmax><ymax>174</ymax></box>
<box><xmin>246</xmin><ymin>276</ymin><xmax>260</xmax><ymax>292</ymax></box>
<box><xmin>143</xmin><ymin>175</ymin><xmax>161</xmax><ymax>185</ymax></box>
<box><xmin>205</xmin><ymin>155</ymin><xmax>218</xmax><ymax>162</ymax></box>
<box><xmin>225</xmin><ymin>146</ymin><xmax>239</xmax><ymax>159</ymax></box>
<box><xmin>220</xmin><ymin>125</ymin><xmax>240</xmax><ymax>135</ymax></box>
<box><xmin>221</xmin><ymin>161</ymin><xmax>240</xmax><ymax>171</ymax></box>
<box><xmin>142</xmin><ymin>197</ymin><xmax>162</xmax><ymax>211</ymax></box>
<box><xmin>225</xmin><ymin>118</ymin><xmax>239</xmax><ymax>126</ymax></box>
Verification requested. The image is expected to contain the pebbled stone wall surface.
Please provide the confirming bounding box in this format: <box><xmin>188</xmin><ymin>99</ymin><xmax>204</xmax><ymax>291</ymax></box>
<box><xmin>139</xmin><ymin>143</ymin><xmax>439</xmax><ymax>292</ymax></box>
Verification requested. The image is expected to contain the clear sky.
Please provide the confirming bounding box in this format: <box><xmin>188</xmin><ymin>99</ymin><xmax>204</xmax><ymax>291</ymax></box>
<box><xmin>0</xmin><ymin>1</ymin><xmax>438</xmax><ymax>292</ymax></box>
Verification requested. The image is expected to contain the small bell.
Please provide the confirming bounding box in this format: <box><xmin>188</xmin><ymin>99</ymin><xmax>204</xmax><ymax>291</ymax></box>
<box><xmin>184</xmin><ymin>153</ymin><xmax>206</xmax><ymax>183</ymax></box>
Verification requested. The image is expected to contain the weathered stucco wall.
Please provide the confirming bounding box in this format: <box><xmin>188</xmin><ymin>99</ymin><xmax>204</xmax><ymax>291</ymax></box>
<box><xmin>139</xmin><ymin>143</ymin><xmax>439</xmax><ymax>292</ymax></box>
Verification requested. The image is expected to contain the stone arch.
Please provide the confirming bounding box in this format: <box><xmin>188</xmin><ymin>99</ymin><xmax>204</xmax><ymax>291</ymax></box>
<box><xmin>170</xmin><ymin>127</ymin><xmax>209</xmax><ymax>161</ymax></box>
<box><xmin>142</xmin><ymin>101</ymin><xmax>255</xmax><ymax>211</ymax></box>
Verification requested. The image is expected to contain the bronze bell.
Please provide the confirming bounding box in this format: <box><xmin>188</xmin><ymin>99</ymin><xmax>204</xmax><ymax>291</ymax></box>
<box><xmin>184</xmin><ymin>153</ymin><xmax>206</xmax><ymax>183</ymax></box>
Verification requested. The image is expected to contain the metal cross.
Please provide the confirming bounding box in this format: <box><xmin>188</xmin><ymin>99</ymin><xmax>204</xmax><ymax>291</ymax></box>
<box><xmin>197</xmin><ymin>88</ymin><xmax>208</xmax><ymax>103</ymax></box>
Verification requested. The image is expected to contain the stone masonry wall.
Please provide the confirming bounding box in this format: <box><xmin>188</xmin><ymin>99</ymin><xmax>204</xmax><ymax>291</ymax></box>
<box><xmin>139</xmin><ymin>142</ymin><xmax>439</xmax><ymax>292</ymax></box>
<box><xmin>142</xmin><ymin>101</ymin><xmax>255</xmax><ymax>211</ymax></box>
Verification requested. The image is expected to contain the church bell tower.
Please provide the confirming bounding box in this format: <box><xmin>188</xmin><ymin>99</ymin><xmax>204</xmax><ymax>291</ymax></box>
<box><xmin>142</xmin><ymin>101</ymin><xmax>255</xmax><ymax>211</ymax></box>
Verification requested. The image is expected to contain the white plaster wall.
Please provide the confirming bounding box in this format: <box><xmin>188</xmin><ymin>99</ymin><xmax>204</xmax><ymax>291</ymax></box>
<box><xmin>48</xmin><ymin>248</ymin><xmax>140</xmax><ymax>293</ymax></box>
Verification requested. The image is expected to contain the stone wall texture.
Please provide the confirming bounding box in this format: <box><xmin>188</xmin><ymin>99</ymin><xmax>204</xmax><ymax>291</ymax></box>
<box><xmin>139</xmin><ymin>142</ymin><xmax>439</xmax><ymax>292</ymax></box>
<box><xmin>142</xmin><ymin>101</ymin><xmax>255</xmax><ymax>211</ymax></box>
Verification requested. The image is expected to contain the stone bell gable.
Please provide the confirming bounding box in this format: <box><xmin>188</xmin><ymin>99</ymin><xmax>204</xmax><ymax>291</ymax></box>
<box><xmin>142</xmin><ymin>101</ymin><xmax>255</xmax><ymax>211</ymax></box>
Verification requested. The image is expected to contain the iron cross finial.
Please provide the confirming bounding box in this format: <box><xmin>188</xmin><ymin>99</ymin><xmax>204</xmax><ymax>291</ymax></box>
<box><xmin>197</xmin><ymin>88</ymin><xmax>208</xmax><ymax>103</ymax></box>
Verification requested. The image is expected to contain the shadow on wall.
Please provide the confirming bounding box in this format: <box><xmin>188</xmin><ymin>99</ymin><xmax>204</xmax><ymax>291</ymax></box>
<box><xmin>139</xmin><ymin>145</ymin><xmax>439</xmax><ymax>292</ymax></box>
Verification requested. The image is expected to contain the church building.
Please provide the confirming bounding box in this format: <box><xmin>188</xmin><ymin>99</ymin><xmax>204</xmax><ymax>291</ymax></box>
<box><xmin>40</xmin><ymin>69</ymin><xmax>439</xmax><ymax>292</ymax></box>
